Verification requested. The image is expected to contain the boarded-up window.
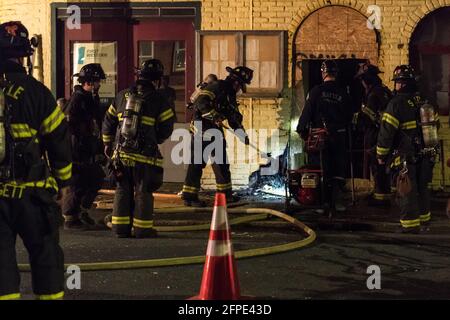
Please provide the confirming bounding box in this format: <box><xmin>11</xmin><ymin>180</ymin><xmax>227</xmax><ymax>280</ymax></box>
<box><xmin>295</xmin><ymin>6</ymin><xmax>378</xmax><ymax>62</ymax></box>
<box><xmin>295</xmin><ymin>6</ymin><xmax>379</xmax><ymax>83</ymax></box>
<box><xmin>245</xmin><ymin>35</ymin><xmax>280</xmax><ymax>92</ymax></box>
<box><xmin>201</xmin><ymin>34</ymin><xmax>238</xmax><ymax>80</ymax></box>
<box><xmin>199</xmin><ymin>31</ymin><xmax>285</xmax><ymax>96</ymax></box>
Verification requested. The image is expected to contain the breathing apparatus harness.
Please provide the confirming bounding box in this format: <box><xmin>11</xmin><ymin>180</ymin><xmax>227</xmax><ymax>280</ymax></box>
<box><xmin>0</xmin><ymin>68</ymin><xmax>46</xmax><ymax>184</ymax></box>
<box><xmin>109</xmin><ymin>85</ymin><xmax>145</xmax><ymax>179</ymax></box>
<box><xmin>388</xmin><ymin>95</ymin><xmax>440</xmax><ymax>178</ymax></box>
<box><xmin>0</xmin><ymin>73</ymin><xmax>14</xmax><ymax>180</ymax></box>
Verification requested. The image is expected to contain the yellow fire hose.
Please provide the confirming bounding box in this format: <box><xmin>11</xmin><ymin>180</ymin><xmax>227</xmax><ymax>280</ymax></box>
<box><xmin>18</xmin><ymin>208</ymin><xmax>316</xmax><ymax>272</ymax></box>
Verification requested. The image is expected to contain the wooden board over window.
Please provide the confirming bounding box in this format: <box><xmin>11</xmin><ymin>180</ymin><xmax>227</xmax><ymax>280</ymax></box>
<box><xmin>198</xmin><ymin>31</ymin><xmax>285</xmax><ymax>97</ymax></box>
<box><xmin>245</xmin><ymin>35</ymin><xmax>280</xmax><ymax>92</ymax></box>
<box><xmin>294</xmin><ymin>6</ymin><xmax>379</xmax><ymax>85</ymax></box>
<box><xmin>295</xmin><ymin>6</ymin><xmax>378</xmax><ymax>62</ymax></box>
<box><xmin>202</xmin><ymin>34</ymin><xmax>238</xmax><ymax>81</ymax></box>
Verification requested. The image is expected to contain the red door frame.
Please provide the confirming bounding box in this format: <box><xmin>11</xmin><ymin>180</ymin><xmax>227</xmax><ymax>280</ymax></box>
<box><xmin>64</xmin><ymin>18</ymin><xmax>196</xmax><ymax>122</ymax></box>
<box><xmin>132</xmin><ymin>19</ymin><xmax>196</xmax><ymax>122</ymax></box>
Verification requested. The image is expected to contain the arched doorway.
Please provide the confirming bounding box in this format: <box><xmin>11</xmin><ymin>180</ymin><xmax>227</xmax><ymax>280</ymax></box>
<box><xmin>294</xmin><ymin>5</ymin><xmax>379</xmax><ymax>89</ymax></box>
<box><xmin>409</xmin><ymin>7</ymin><xmax>450</xmax><ymax>116</ymax></box>
<box><xmin>290</xmin><ymin>6</ymin><xmax>380</xmax><ymax>178</ymax></box>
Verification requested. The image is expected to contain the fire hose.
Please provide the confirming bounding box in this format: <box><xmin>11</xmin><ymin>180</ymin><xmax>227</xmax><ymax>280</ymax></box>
<box><xmin>18</xmin><ymin>207</ymin><xmax>316</xmax><ymax>272</ymax></box>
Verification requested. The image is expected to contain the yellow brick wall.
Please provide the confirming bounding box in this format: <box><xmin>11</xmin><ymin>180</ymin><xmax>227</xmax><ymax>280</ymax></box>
<box><xmin>2</xmin><ymin>0</ymin><xmax>450</xmax><ymax>189</ymax></box>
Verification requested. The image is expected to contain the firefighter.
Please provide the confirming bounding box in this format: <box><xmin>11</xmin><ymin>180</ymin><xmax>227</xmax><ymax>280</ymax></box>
<box><xmin>61</xmin><ymin>63</ymin><xmax>106</xmax><ymax>230</ymax></box>
<box><xmin>354</xmin><ymin>62</ymin><xmax>393</xmax><ymax>206</ymax></box>
<box><xmin>181</xmin><ymin>66</ymin><xmax>252</xmax><ymax>207</ymax></box>
<box><xmin>102</xmin><ymin>59</ymin><xmax>175</xmax><ymax>238</ymax></box>
<box><xmin>187</xmin><ymin>74</ymin><xmax>218</xmax><ymax>110</ymax></box>
<box><xmin>158</xmin><ymin>75</ymin><xmax>177</xmax><ymax>122</ymax></box>
<box><xmin>376</xmin><ymin>65</ymin><xmax>437</xmax><ymax>233</ymax></box>
<box><xmin>297</xmin><ymin>60</ymin><xmax>353</xmax><ymax>213</ymax></box>
<box><xmin>0</xmin><ymin>21</ymin><xmax>72</xmax><ymax>300</ymax></box>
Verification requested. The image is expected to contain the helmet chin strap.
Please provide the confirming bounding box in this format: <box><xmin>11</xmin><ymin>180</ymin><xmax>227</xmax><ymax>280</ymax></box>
<box><xmin>26</xmin><ymin>55</ymin><xmax>33</xmax><ymax>76</ymax></box>
<box><xmin>27</xmin><ymin>39</ymin><xmax>38</xmax><ymax>76</ymax></box>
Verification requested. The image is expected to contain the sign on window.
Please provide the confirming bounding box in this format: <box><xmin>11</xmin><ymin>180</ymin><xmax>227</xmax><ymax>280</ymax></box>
<box><xmin>73</xmin><ymin>42</ymin><xmax>117</xmax><ymax>98</ymax></box>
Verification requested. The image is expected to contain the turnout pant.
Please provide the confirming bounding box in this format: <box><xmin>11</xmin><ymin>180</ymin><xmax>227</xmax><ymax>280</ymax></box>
<box><xmin>112</xmin><ymin>162</ymin><xmax>163</xmax><ymax>237</ymax></box>
<box><xmin>0</xmin><ymin>188</ymin><xmax>64</xmax><ymax>300</ymax></box>
<box><xmin>396</xmin><ymin>158</ymin><xmax>433</xmax><ymax>230</ymax></box>
<box><xmin>370</xmin><ymin>150</ymin><xmax>392</xmax><ymax>201</ymax></box>
<box><xmin>182</xmin><ymin>133</ymin><xmax>232</xmax><ymax>200</ymax></box>
<box><xmin>308</xmin><ymin>130</ymin><xmax>347</xmax><ymax>207</ymax></box>
<box><xmin>61</xmin><ymin>163</ymin><xmax>105</xmax><ymax>219</ymax></box>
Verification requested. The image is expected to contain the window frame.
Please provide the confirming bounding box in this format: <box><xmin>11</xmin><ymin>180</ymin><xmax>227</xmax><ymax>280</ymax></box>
<box><xmin>196</xmin><ymin>30</ymin><xmax>286</xmax><ymax>98</ymax></box>
<box><xmin>138</xmin><ymin>40</ymin><xmax>155</xmax><ymax>66</ymax></box>
<box><xmin>172</xmin><ymin>41</ymin><xmax>187</xmax><ymax>73</ymax></box>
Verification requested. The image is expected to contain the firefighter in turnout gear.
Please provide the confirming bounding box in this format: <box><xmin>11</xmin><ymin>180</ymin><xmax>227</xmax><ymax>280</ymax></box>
<box><xmin>0</xmin><ymin>21</ymin><xmax>72</xmax><ymax>300</ymax></box>
<box><xmin>102</xmin><ymin>59</ymin><xmax>175</xmax><ymax>238</ymax></box>
<box><xmin>61</xmin><ymin>63</ymin><xmax>106</xmax><ymax>230</ymax></box>
<box><xmin>181</xmin><ymin>66</ymin><xmax>253</xmax><ymax>207</ymax></box>
<box><xmin>188</xmin><ymin>74</ymin><xmax>219</xmax><ymax>109</ymax></box>
<box><xmin>376</xmin><ymin>65</ymin><xmax>438</xmax><ymax>234</ymax></box>
<box><xmin>354</xmin><ymin>62</ymin><xmax>393</xmax><ymax>206</ymax></box>
<box><xmin>297</xmin><ymin>60</ymin><xmax>353</xmax><ymax>213</ymax></box>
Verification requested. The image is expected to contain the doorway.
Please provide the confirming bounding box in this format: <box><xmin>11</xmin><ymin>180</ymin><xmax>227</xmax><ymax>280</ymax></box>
<box><xmin>293</xmin><ymin>6</ymin><xmax>380</xmax><ymax>179</ymax></box>
<box><xmin>60</xmin><ymin>10</ymin><xmax>197</xmax><ymax>183</ymax></box>
<box><xmin>409</xmin><ymin>7</ymin><xmax>450</xmax><ymax>117</ymax></box>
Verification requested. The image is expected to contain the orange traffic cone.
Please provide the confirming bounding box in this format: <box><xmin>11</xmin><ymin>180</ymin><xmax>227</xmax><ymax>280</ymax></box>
<box><xmin>190</xmin><ymin>193</ymin><xmax>243</xmax><ymax>300</ymax></box>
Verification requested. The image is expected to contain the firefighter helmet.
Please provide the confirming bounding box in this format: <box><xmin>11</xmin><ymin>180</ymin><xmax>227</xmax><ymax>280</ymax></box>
<box><xmin>226</xmin><ymin>66</ymin><xmax>254</xmax><ymax>85</ymax></box>
<box><xmin>0</xmin><ymin>21</ymin><xmax>34</xmax><ymax>60</ymax></box>
<box><xmin>355</xmin><ymin>62</ymin><xmax>382</xmax><ymax>79</ymax></box>
<box><xmin>320</xmin><ymin>60</ymin><xmax>338</xmax><ymax>75</ymax></box>
<box><xmin>73</xmin><ymin>63</ymin><xmax>106</xmax><ymax>83</ymax></box>
<box><xmin>137</xmin><ymin>59</ymin><xmax>164</xmax><ymax>81</ymax></box>
<box><xmin>392</xmin><ymin>65</ymin><xmax>416</xmax><ymax>82</ymax></box>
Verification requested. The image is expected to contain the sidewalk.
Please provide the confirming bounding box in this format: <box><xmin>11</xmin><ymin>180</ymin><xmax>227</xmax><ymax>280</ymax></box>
<box><xmin>92</xmin><ymin>183</ymin><xmax>450</xmax><ymax>235</ymax></box>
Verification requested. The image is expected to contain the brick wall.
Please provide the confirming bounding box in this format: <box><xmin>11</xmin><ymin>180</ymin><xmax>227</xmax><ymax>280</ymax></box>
<box><xmin>1</xmin><ymin>0</ymin><xmax>450</xmax><ymax>190</ymax></box>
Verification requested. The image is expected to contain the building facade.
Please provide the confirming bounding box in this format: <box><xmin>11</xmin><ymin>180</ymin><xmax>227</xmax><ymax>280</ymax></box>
<box><xmin>1</xmin><ymin>0</ymin><xmax>449</xmax><ymax>190</ymax></box>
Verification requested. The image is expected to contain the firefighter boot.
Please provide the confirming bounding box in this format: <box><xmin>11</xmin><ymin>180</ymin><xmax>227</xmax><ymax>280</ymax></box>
<box><xmin>80</xmin><ymin>208</ymin><xmax>96</xmax><ymax>226</ymax></box>
<box><xmin>64</xmin><ymin>215</ymin><xmax>91</xmax><ymax>231</ymax></box>
<box><xmin>184</xmin><ymin>199</ymin><xmax>207</xmax><ymax>207</ymax></box>
<box><xmin>133</xmin><ymin>192</ymin><xmax>158</xmax><ymax>239</ymax></box>
<box><xmin>333</xmin><ymin>183</ymin><xmax>347</xmax><ymax>213</ymax></box>
<box><xmin>367</xmin><ymin>194</ymin><xmax>391</xmax><ymax>207</ymax></box>
<box><xmin>135</xmin><ymin>228</ymin><xmax>158</xmax><ymax>239</ymax></box>
<box><xmin>182</xmin><ymin>195</ymin><xmax>207</xmax><ymax>207</ymax></box>
<box><xmin>397</xmin><ymin>225</ymin><xmax>421</xmax><ymax>234</ymax></box>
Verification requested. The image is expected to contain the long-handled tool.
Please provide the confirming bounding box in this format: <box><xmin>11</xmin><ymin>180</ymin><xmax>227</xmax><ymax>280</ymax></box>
<box><xmin>348</xmin><ymin>125</ymin><xmax>356</xmax><ymax>206</ymax></box>
<box><xmin>222</xmin><ymin>125</ymin><xmax>272</xmax><ymax>159</ymax></box>
<box><xmin>440</xmin><ymin>139</ymin><xmax>446</xmax><ymax>192</ymax></box>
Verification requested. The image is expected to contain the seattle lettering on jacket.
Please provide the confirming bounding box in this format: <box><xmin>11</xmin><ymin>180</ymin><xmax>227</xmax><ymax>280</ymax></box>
<box><xmin>321</xmin><ymin>91</ymin><xmax>343</xmax><ymax>102</ymax></box>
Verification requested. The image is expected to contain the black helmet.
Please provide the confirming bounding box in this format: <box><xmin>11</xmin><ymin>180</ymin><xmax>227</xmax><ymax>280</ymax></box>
<box><xmin>73</xmin><ymin>63</ymin><xmax>106</xmax><ymax>83</ymax></box>
<box><xmin>0</xmin><ymin>21</ymin><xmax>34</xmax><ymax>60</ymax></box>
<box><xmin>355</xmin><ymin>62</ymin><xmax>382</xmax><ymax>79</ymax></box>
<box><xmin>226</xmin><ymin>66</ymin><xmax>254</xmax><ymax>85</ymax></box>
<box><xmin>321</xmin><ymin>60</ymin><xmax>338</xmax><ymax>75</ymax></box>
<box><xmin>392</xmin><ymin>65</ymin><xmax>416</xmax><ymax>82</ymax></box>
<box><xmin>138</xmin><ymin>59</ymin><xmax>164</xmax><ymax>81</ymax></box>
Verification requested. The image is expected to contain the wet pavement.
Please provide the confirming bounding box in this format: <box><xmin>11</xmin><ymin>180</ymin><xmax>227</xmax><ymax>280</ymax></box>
<box><xmin>14</xmin><ymin>188</ymin><xmax>450</xmax><ymax>300</ymax></box>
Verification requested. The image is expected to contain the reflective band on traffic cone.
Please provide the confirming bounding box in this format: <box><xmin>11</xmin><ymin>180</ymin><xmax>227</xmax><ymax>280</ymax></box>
<box><xmin>190</xmin><ymin>193</ymin><xmax>242</xmax><ymax>300</ymax></box>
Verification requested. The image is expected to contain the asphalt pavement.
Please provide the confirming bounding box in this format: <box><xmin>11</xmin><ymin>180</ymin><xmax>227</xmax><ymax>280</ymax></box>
<box><xmin>14</xmin><ymin>191</ymin><xmax>450</xmax><ymax>300</ymax></box>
